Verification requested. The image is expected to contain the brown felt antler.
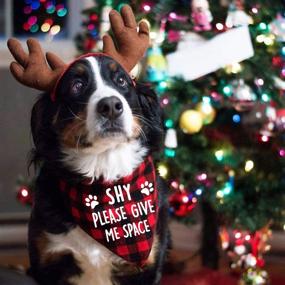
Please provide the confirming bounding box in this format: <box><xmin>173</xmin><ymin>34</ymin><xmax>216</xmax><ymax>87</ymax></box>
<box><xmin>103</xmin><ymin>5</ymin><xmax>150</xmax><ymax>72</ymax></box>
<box><xmin>7</xmin><ymin>5</ymin><xmax>149</xmax><ymax>92</ymax></box>
<box><xmin>7</xmin><ymin>38</ymin><xmax>66</xmax><ymax>92</ymax></box>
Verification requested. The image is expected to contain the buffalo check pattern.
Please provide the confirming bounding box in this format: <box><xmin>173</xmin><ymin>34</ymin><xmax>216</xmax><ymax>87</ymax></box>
<box><xmin>59</xmin><ymin>156</ymin><xmax>158</xmax><ymax>266</ymax></box>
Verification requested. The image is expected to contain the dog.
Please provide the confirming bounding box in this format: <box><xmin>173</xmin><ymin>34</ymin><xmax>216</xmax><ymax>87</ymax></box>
<box><xmin>26</xmin><ymin>53</ymin><xmax>170</xmax><ymax>285</ymax></box>
<box><xmin>7</xmin><ymin>6</ymin><xmax>170</xmax><ymax>284</ymax></box>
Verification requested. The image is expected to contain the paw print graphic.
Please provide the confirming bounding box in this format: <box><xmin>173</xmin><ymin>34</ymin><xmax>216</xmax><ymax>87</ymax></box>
<box><xmin>140</xmin><ymin>181</ymin><xmax>154</xmax><ymax>196</ymax></box>
<box><xmin>85</xmin><ymin>195</ymin><xmax>99</xmax><ymax>209</ymax></box>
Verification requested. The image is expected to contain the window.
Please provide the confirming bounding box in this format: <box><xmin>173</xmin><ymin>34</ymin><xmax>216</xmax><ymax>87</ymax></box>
<box><xmin>0</xmin><ymin>0</ymin><xmax>83</xmax><ymax>66</ymax></box>
<box><xmin>13</xmin><ymin>0</ymin><xmax>68</xmax><ymax>39</ymax></box>
<box><xmin>0</xmin><ymin>1</ymin><xmax>5</xmax><ymax>37</ymax></box>
<box><xmin>0</xmin><ymin>0</ymin><xmax>82</xmax><ymax>39</ymax></box>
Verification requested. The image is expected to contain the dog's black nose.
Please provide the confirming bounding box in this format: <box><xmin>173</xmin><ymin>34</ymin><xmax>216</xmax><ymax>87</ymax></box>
<box><xmin>97</xmin><ymin>96</ymin><xmax>123</xmax><ymax>120</ymax></box>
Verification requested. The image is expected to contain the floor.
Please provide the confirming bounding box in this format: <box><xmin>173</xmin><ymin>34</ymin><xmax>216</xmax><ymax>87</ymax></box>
<box><xmin>0</xmin><ymin>248</ymin><xmax>284</xmax><ymax>284</ymax></box>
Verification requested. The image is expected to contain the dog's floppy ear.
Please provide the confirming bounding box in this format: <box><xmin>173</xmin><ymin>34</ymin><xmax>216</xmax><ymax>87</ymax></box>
<box><xmin>136</xmin><ymin>83</ymin><xmax>164</xmax><ymax>150</ymax></box>
<box><xmin>136</xmin><ymin>83</ymin><xmax>159</xmax><ymax>108</ymax></box>
<box><xmin>31</xmin><ymin>94</ymin><xmax>56</xmax><ymax>165</ymax></box>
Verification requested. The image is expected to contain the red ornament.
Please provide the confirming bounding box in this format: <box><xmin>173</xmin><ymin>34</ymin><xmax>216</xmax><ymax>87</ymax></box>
<box><xmin>84</xmin><ymin>37</ymin><xmax>96</xmax><ymax>52</ymax></box>
<box><xmin>17</xmin><ymin>186</ymin><xmax>33</xmax><ymax>205</ymax></box>
<box><xmin>167</xmin><ymin>30</ymin><xmax>181</xmax><ymax>43</ymax></box>
<box><xmin>276</xmin><ymin>109</ymin><xmax>285</xmax><ymax>132</ymax></box>
<box><xmin>169</xmin><ymin>191</ymin><xmax>197</xmax><ymax>217</ymax></box>
<box><xmin>272</xmin><ymin>56</ymin><xmax>283</xmax><ymax>68</ymax></box>
<box><xmin>90</xmin><ymin>13</ymin><xmax>99</xmax><ymax>21</ymax></box>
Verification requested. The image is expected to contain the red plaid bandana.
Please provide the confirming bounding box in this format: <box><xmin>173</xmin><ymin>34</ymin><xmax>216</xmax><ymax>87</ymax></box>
<box><xmin>59</xmin><ymin>156</ymin><xmax>158</xmax><ymax>266</ymax></box>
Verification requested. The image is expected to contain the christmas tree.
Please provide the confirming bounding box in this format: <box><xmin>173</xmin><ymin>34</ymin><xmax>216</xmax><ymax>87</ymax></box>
<box><xmin>17</xmin><ymin>1</ymin><xmax>285</xmax><ymax>284</ymax></box>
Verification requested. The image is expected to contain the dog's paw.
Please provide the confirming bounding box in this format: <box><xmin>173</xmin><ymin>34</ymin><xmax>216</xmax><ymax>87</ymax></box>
<box><xmin>85</xmin><ymin>195</ymin><xmax>99</xmax><ymax>209</ymax></box>
<box><xmin>140</xmin><ymin>181</ymin><xmax>154</xmax><ymax>196</ymax></box>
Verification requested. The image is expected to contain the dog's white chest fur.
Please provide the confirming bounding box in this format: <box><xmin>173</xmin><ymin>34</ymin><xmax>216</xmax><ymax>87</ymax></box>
<box><xmin>46</xmin><ymin>227</ymin><xmax>122</xmax><ymax>285</ymax></box>
<box><xmin>63</xmin><ymin>140</ymin><xmax>147</xmax><ymax>182</ymax></box>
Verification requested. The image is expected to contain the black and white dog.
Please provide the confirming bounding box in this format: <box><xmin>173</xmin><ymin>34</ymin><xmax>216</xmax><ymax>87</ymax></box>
<box><xmin>28</xmin><ymin>54</ymin><xmax>170</xmax><ymax>285</ymax></box>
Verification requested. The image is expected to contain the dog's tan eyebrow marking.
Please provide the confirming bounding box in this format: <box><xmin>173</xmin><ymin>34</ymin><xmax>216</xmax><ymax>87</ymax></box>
<box><xmin>75</xmin><ymin>64</ymin><xmax>86</xmax><ymax>75</ymax></box>
<box><xmin>109</xmin><ymin>62</ymin><xmax>118</xmax><ymax>72</ymax></box>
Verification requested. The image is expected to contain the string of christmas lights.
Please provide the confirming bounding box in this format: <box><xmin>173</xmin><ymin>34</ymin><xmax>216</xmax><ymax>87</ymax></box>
<box><xmin>17</xmin><ymin>0</ymin><xmax>68</xmax><ymax>37</ymax></box>
<box><xmin>17</xmin><ymin>1</ymin><xmax>285</xmax><ymax>283</ymax></box>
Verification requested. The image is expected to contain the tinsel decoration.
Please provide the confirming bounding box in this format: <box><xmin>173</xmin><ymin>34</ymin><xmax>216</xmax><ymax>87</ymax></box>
<box><xmin>220</xmin><ymin>226</ymin><xmax>272</xmax><ymax>285</ymax></box>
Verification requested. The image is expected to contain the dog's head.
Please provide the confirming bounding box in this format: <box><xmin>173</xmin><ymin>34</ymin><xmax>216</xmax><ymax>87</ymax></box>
<box><xmin>31</xmin><ymin>55</ymin><xmax>164</xmax><ymax>180</ymax></box>
<box><xmin>8</xmin><ymin>6</ymin><xmax>157</xmax><ymax>180</ymax></box>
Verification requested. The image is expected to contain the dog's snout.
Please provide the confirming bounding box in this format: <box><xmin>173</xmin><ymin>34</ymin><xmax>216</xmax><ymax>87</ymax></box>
<box><xmin>97</xmin><ymin>96</ymin><xmax>123</xmax><ymax>120</ymax></box>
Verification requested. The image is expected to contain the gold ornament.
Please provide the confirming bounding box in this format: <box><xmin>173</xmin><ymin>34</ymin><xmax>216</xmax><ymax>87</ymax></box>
<box><xmin>196</xmin><ymin>102</ymin><xmax>216</xmax><ymax>125</ymax></box>
<box><xmin>180</xmin><ymin>110</ymin><xmax>203</xmax><ymax>134</ymax></box>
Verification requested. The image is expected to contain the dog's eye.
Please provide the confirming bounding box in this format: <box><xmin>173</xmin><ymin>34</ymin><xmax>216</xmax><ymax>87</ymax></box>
<box><xmin>71</xmin><ymin>80</ymin><xmax>84</xmax><ymax>94</ymax></box>
<box><xmin>116</xmin><ymin>77</ymin><xmax>127</xmax><ymax>87</ymax></box>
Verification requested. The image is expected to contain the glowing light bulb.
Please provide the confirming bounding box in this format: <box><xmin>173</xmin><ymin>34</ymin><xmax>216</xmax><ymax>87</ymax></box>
<box><xmin>41</xmin><ymin>23</ymin><xmax>51</xmax><ymax>32</ymax></box>
<box><xmin>192</xmin><ymin>197</ymin><xmax>198</xmax><ymax>203</ymax></box>
<box><xmin>216</xmin><ymin>190</ymin><xmax>224</xmax><ymax>198</ymax></box>
<box><xmin>233</xmin><ymin>114</ymin><xmax>241</xmax><ymax>123</ymax></box>
<box><xmin>195</xmin><ymin>188</ymin><xmax>203</xmax><ymax>196</ymax></box>
<box><xmin>158</xmin><ymin>81</ymin><xmax>168</xmax><ymax>91</ymax></box>
<box><xmin>245</xmin><ymin>235</ymin><xmax>251</xmax><ymax>241</ymax></box>
<box><xmin>223</xmin><ymin>85</ymin><xmax>232</xmax><ymax>96</ymax></box>
<box><xmin>223</xmin><ymin>182</ymin><xmax>232</xmax><ymax>195</ymax></box>
<box><xmin>143</xmin><ymin>4</ymin><xmax>151</xmax><ymax>12</ymax></box>
<box><xmin>50</xmin><ymin>25</ymin><xmax>61</xmax><ymax>35</ymax></box>
<box><xmin>171</xmin><ymin>181</ymin><xmax>179</xmax><ymax>189</ymax></box>
<box><xmin>202</xmin><ymin>96</ymin><xmax>211</xmax><ymax>104</ymax></box>
<box><xmin>258</xmin><ymin>22</ymin><xmax>267</xmax><ymax>30</ymax></box>
<box><xmin>261</xmin><ymin>93</ymin><xmax>270</xmax><ymax>102</ymax></box>
<box><xmin>30</xmin><ymin>24</ymin><xmax>39</xmax><ymax>33</ymax></box>
<box><xmin>179</xmin><ymin>184</ymin><xmax>185</xmax><ymax>190</ymax></box>
<box><xmin>245</xmin><ymin>160</ymin><xmax>254</xmax><ymax>172</ymax></box>
<box><xmin>169</xmin><ymin>12</ymin><xmax>177</xmax><ymax>19</ymax></box>
<box><xmin>251</xmin><ymin>7</ymin><xmax>258</xmax><ymax>14</ymax></box>
<box><xmin>21</xmin><ymin>189</ymin><xmax>29</xmax><ymax>197</ymax></box>
<box><xmin>261</xmin><ymin>135</ymin><xmax>269</xmax><ymax>142</ymax></box>
<box><xmin>162</xmin><ymin>97</ymin><xmax>169</xmax><ymax>105</ymax></box>
<box><xmin>279</xmin><ymin>149</ymin><xmax>285</xmax><ymax>157</ymax></box>
<box><xmin>158</xmin><ymin>164</ymin><xmax>168</xmax><ymax>178</ymax></box>
<box><xmin>227</xmin><ymin>62</ymin><xmax>242</xmax><ymax>74</ymax></box>
<box><xmin>165</xmin><ymin>119</ymin><xmax>174</xmax><ymax>128</ymax></box>
<box><xmin>235</xmin><ymin>232</ymin><xmax>242</xmax><ymax>239</ymax></box>
<box><xmin>256</xmin><ymin>78</ymin><xmax>264</xmax><ymax>86</ymax></box>
<box><xmin>197</xmin><ymin>173</ymin><xmax>207</xmax><ymax>181</ymax></box>
<box><xmin>215</xmin><ymin>150</ymin><xmax>224</xmax><ymax>161</ymax></box>
<box><xmin>256</xmin><ymin>35</ymin><xmax>265</xmax><ymax>43</ymax></box>
<box><xmin>182</xmin><ymin>195</ymin><xmax>189</xmax><ymax>203</ymax></box>
<box><xmin>264</xmin><ymin>36</ymin><xmax>274</xmax><ymax>46</ymax></box>
<box><xmin>216</xmin><ymin>23</ymin><xmax>224</xmax><ymax>31</ymax></box>
<box><xmin>229</xmin><ymin>170</ymin><xmax>235</xmax><ymax>177</ymax></box>
<box><xmin>164</xmin><ymin>148</ymin><xmax>176</xmax><ymax>158</ymax></box>
<box><xmin>28</xmin><ymin>16</ymin><xmax>38</xmax><ymax>26</ymax></box>
<box><xmin>57</xmin><ymin>8</ymin><xmax>68</xmax><ymax>17</ymax></box>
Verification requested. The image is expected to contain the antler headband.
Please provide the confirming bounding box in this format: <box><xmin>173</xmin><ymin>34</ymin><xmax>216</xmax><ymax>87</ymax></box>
<box><xmin>7</xmin><ymin>5</ymin><xmax>149</xmax><ymax>93</ymax></box>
